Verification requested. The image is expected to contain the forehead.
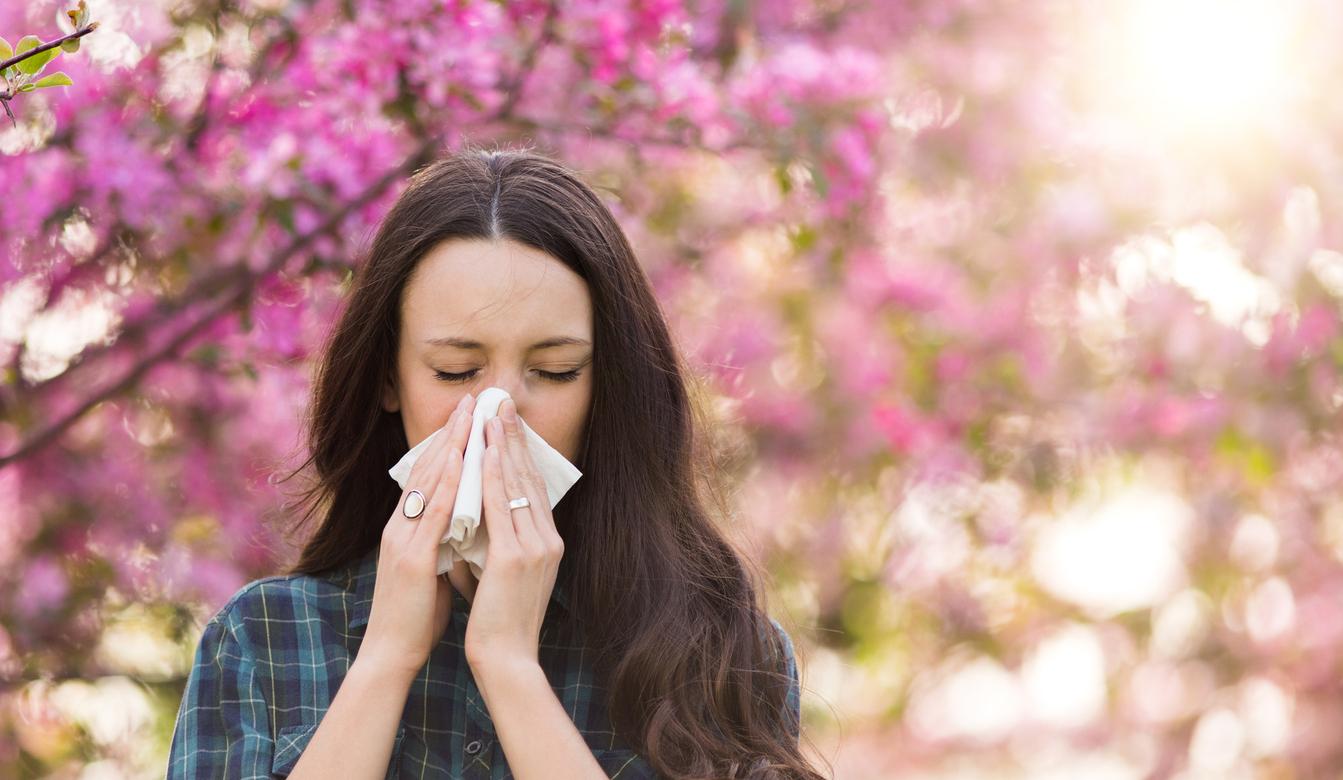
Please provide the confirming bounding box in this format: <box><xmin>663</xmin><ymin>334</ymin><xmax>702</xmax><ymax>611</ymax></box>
<box><xmin>401</xmin><ymin>237</ymin><xmax>592</xmax><ymax>342</ymax></box>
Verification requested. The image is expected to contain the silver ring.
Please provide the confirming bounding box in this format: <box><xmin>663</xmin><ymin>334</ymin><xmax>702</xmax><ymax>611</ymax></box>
<box><xmin>507</xmin><ymin>496</ymin><xmax>530</xmax><ymax>511</ymax></box>
<box><xmin>403</xmin><ymin>489</ymin><xmax>426</xmax><ymax>519</ymax></box>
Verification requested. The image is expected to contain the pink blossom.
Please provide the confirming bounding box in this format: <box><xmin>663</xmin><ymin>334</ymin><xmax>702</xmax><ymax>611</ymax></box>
<box><xmin>13</xmin><ymin>556</ymin><xmax>68</xmax><ymax>619</ymax></box>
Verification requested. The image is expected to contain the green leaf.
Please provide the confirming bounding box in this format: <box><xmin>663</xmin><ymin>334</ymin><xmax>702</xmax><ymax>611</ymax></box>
<box><xmin>15</xmin><ymin>36</ymin><xmax>59</xmax><ymax>76</ymax></box>
<box><xmin>34</xmin><ymin>71</ymin><xmax>72</xmax><ymax>89</ymax></box>
<box><xmin>20</xmin><ymin>48</ymin><xmax>58</xmax><ymax>76</ymax></box>
<box><xmin>0</xmin><ymin>37</ymin><xmax>12</xmax><ymax>61</ymax></box>
<box><xmin>17</xmin><ymin>83</ymin><xmax>35</xmax><ymax>92</ymax></box>
<box><xmin>61</xmin><ymin>38</ymin><xmax>80</xmax><ymax>54</ymax></box>
<box><xmin>14</xmin><ymin>35</ymin><xmax>38</xmax><ymax>55</ymax></box>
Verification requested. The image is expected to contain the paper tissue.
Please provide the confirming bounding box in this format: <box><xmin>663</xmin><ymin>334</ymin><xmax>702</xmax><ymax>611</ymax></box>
<box><xmin>387</xmin><ymin>386</ymin><xmax>583</xmax><ymax>577</ymax></box>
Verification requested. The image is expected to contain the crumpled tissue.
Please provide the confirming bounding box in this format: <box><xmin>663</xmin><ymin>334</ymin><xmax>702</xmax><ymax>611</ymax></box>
<box><xmin>387</xmin><ymin>386</ymin><xmax>583</xmax><ymax>577</ymax></box>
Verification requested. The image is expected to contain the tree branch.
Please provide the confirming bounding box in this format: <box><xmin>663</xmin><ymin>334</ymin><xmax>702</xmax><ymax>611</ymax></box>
<box><xmin>4</xmin><ymin>0</ymin><xmax>671</xmax><ymax>467</ymax></box>
<box><xmin>4</xmin><ymin>11</ymin><xmax>320</xmax><ymax>402</ymax></box>
<box><xmin>0</xmin><ymin>139</ymin><xmax>437</xmax><ymax>468</ymax></box>
<box><xmin>0</xmin><ymin>24</ymin><xmax>98</xmax><ymax>74</ymax></box>
<box><xmin>491</xmin><ymin>1</ymin><xmax>561</xmax><ymax>120</ymax></box>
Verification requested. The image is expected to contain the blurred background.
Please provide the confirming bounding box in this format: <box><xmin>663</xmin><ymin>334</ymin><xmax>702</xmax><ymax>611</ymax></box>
<box><xmin>2</xmin><ymin>0</ymin><xmax>1342</xmax><ymax>777</ymax></box>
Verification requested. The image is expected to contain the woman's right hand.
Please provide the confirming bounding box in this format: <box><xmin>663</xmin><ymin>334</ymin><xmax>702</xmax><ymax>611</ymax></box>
<box><xmin>358</xmin><ymin>392</ymin><xmax>477</xmax><ymax>680</ymax></box>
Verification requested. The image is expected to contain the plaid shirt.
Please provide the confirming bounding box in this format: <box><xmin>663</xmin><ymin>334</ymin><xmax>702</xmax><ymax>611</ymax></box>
<box><xmin>166</xmin><ymin>546</ymin><xmax>801</xmax><ymax>779</ymax></box>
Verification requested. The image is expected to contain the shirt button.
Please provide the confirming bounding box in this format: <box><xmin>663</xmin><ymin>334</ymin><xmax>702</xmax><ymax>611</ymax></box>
<box><xmin>465</xmin><ymin>740</ymin><xmax>482</xmax><ymax>755</ymax></box>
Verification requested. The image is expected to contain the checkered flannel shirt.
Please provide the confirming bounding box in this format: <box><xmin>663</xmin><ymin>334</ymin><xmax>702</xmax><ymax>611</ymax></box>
<box><xmin>166</xmin><ymin>546</ymin><xmax>801</xmax><ymax>779</ymax></box>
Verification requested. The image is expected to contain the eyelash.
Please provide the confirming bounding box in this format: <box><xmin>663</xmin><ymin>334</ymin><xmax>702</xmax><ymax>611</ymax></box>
<box><xmin>433</xmin><ymin>369</ymin><xmax>583</xmax><ymax>384</ymax></box>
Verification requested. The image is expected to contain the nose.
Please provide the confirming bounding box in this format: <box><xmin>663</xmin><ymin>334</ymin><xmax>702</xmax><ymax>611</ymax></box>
<box><xmin>486</xmin><ymin>379</ymin><xmax>525</xmax><ymax>415</ymax></box>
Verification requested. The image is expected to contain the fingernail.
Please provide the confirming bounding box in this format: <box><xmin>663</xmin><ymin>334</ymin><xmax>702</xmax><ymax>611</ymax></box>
<box><xmin>456</xmin><ymin>395</ymin><xmax>470</xmax><ymax>411</ymax></box>
<box><xmin>503</xmin><ymin>400</ymin><xmax>517</xmax><ymax>421</ymax></box>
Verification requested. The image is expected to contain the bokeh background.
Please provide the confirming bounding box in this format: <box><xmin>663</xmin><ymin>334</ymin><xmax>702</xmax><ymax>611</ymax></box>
<box><xmin>3</xmin><ymin>0</ymin><xmax>1342</xmax><ymax>777</ymax></box>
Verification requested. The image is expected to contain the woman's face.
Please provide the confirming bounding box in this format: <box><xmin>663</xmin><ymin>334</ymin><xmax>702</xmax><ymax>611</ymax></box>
<box><xmin>382</xmin><ymin>237</ymin><xmax>594</xmax><ymax>464</ymax></box>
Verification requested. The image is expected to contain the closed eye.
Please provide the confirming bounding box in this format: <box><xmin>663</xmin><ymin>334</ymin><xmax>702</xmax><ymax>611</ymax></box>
<box><xmin>433</xmin><ymin>369</ymin><xmax>582</xmax><ymax>384</ymax></box>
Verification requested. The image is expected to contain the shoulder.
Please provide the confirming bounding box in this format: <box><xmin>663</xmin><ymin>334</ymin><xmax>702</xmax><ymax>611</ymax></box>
<box><xmin>761</xmin><ymin>616</ymin><xmax>797</xmax><ymax>669</ymax></box>
<box><xmin>768</xmin><ymin>617</ymin><xmax>795</xmax><ymax>656</ymax></box>
<box><xmin>757</xmin><ymin>616</ymin><xmax>800</xmax><ymax>694</ymax></box>
<box><xmin>765</xmin><ymin>616</ymin><xmax>802</xmax><ymax>737</ymax></box>
<box><xmin>198</xmin><ymin>567</ymin><xmax>354</xmax><ymax>651</ymax></box>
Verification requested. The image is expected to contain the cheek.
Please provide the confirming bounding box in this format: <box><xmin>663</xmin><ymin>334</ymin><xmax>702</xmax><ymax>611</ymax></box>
<box><xmin>403</xmin><ymin>379</ymin><xmax>456</xmax><ymax>444</ymax></box>
<box><xmin>524</xmin><ymin>409</ymin><xmax>585</xmax><ymax>460</ymax></box>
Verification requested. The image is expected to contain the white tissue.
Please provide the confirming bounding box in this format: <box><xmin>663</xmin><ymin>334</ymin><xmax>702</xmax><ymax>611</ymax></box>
<box><xmin>387</xmin><ymin>386</ymin><xmax>584</xmax><ymax>577</ymax></box>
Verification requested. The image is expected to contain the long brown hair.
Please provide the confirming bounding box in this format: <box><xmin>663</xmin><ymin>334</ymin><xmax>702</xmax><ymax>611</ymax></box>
<box><xmin>276</xmin><ymin>145</ymin><xmax>826</xmax><ymax>779</ymax></box>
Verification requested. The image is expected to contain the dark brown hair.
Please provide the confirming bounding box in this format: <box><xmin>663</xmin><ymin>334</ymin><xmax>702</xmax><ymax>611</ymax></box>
<box><xmin>276</xmin><ymin>144</ymin><xmax>826</xmax><ymax>779</ymax></box>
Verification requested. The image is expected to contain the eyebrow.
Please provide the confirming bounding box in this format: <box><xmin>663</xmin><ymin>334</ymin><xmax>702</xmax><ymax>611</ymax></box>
<box><xmin>422</xmin><ymin>336</ymin><xmax>592</xmax><ymax>351</ymax></box>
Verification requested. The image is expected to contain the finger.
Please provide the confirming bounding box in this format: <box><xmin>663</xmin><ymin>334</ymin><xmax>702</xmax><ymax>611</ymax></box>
<box><xmin>491</xmin><ymin>413</ymin><xmax>542</xmax><ymax>547</ymax></box>
<box><xmin>498</xmin><ymin>410</ymin><xmax>550</xmax><ymax>546</ymax></box>
<box><xmin>400</xmin><ymin>413</ymin><xmax>457</xmax><ymax>527</ymax></box>
<box><xmin>481</xmin><ymin>426</ymin><xmax>519</xmax><ymax>554</ymax></box>
<box><xmin>389</xmin><ymin>421</ymin><xmax>451</xmax><ymax>542</ymax></box>
<box><xmin>499</xmin><ymin>400</ymin><xmax>546</xmax><ymax>498</ymax></box>
<box><xmin>416</xmin><ymin>392</ymin><xmax>476</xmax><ymax>541</ymax></box>
<box><xmin>501</xmin><ymin>404</ymin><xmax>560</xmax><ymax>542</ymax></box>
<box><xmin>405</xmin><ymin>399</ymin><xmax>468</xmax><ymax>504</ymax></box>
<box><xmin>493</xmin><ymin>422</ymin><xmax>541</xmax><ymax>551</ymax></box>
<box><xmin>452</xmin><ymin>392</ymin><xmax>478</xmax><ymax>453</ymax></box>
<box><xmin>413</xmin><ymin>405</ymin><xmax>473</xmax><ymax>546</ymax></box>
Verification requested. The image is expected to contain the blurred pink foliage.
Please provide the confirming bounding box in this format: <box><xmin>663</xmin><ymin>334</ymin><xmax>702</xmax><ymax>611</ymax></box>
<box><xmin>2</xmin><ymin>0</ymin><xmax>1343</xmax><ymax>776</ymax></box>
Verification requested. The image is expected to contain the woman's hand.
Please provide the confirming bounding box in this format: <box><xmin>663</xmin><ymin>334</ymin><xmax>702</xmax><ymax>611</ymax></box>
<box><xmin>359</xmin><ymin>392</ymin><xmax>477</xmax><ymax>681</ymax></box>
<box><xmin>463</xmin><ymin>397</ymin><xmax>565</xmax><ymax>671</ymax></box>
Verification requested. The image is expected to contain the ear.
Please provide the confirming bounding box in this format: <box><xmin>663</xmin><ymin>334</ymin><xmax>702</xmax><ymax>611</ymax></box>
<box><xmin>381</xmin><ymin>374</ymin><xmax>401</xmax><ymax>413</ymax></box>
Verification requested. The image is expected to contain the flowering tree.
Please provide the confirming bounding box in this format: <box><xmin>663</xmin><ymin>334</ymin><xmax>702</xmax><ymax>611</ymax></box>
<box><xmin>2</xmin><ymin>0</ymin><xmax>1342</xmax><ymax>776</ymax></box>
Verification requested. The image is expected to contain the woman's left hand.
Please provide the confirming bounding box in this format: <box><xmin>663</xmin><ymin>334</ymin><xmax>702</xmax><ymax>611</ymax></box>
<box><xmin>463</xmin><ymin>397</ymin><xmax>565</xmax><ymax>671</ymax></box>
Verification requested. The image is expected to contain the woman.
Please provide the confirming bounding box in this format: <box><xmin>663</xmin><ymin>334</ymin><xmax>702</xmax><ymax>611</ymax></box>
<box><xmin>166</xmin><ymin>148</ymin><xmax>819</xmax><ymax>779</ymax></box>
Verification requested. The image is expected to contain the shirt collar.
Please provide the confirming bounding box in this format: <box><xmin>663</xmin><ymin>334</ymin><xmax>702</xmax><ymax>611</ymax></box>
<box><xmin>345</xmin><ymin>547</ymin><xmax>571</xmax><ymax>629</ymax></box>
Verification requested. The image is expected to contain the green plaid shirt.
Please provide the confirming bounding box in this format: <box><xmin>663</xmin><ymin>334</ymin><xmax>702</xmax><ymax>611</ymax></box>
<box><xmin>166</xmin><ymin>546</ymin><xmax>800</xmax><ymax>779</ymax></box>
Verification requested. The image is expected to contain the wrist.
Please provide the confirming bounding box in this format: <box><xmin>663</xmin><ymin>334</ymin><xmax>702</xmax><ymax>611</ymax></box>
<box><xmin>352</xmin><ymin>646</ymin><xmax>423</xmax><ymax>688</ymax></box>
<box><xmin>470</xmin><ymin>655</ymin><xmax>548</xmax><ymax>712</ymax></box>
<box><xmin>467</xmin><ymin>652</ymin><xmax>541</xmax><ymax>685</ymax></box>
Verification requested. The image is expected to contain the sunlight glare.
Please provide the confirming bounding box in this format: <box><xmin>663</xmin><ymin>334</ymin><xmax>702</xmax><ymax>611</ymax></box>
<box><xmin>1127</xmin><ymin>0</ymin><xmax>1292</xmax><ymax>125</ymax></box>
<box><xmin>1078</xmin><ymin>0</ymin><xmax>1308</xmax><ymax>145</ymax></box>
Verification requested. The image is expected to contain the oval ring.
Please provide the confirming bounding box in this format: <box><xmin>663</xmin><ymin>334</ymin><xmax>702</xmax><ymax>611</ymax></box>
<box><xmin>403</xmin><ymin>489</ymin><xmax>427</xmax><ymax>519</ymax></box>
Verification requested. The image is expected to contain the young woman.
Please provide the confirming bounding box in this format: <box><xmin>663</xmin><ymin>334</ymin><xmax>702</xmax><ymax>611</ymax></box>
<box><xmin>166</xmin><ymin>148</ymin><xmax>820</xmax><ymax>779</ymax></box>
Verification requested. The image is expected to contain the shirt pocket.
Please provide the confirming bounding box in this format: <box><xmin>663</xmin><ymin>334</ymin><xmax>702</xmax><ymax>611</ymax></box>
<box><xmin>591</xmin><ymin>748</ymin><xmax>657</xmax><ymax>779</ymax></box>
<box><xmin>271</xmin><ymin>722</ymin><xmax>407</xmax><ymax>778</ymax></box>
